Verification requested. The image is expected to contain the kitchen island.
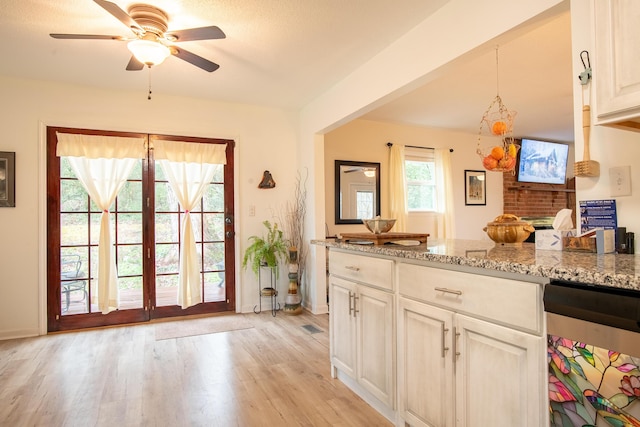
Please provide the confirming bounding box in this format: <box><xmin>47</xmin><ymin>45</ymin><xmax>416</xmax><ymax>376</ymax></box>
<box><xmin>314</xmin><ymin>237</ymin><xmax>640</xmax><ymax>291</ymax></box>
<box><xmin>313</xmin><ymin>238</ymin><xmax>640</xmax><ymax>427</ymax></box>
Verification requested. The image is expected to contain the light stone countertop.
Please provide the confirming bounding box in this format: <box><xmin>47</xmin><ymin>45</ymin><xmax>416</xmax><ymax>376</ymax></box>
<box><xmin>312</xmin><ymin>238</ymin><xmax>640</xmax><ymax>291</ymax></box>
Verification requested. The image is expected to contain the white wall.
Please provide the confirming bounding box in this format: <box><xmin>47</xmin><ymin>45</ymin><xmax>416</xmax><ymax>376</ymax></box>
<box><xmin>324</xmin><ymin>119</ymin><xmax>502</xmax><ymax>240</ymax></box>
<box><xmin>570</xmin><ymin>1</ymin><xmax>640</xmax><ymax>240</ymax></box>
<box><xmin>0</xmin><ymin>75</ymin><xmax>299</xmax><ymax>339</ymax></box>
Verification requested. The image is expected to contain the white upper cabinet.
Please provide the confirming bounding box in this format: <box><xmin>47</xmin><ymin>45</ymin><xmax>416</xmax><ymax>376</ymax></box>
<box><xmin>594</xmin><ymin>0</ymin><xmax>640</xmax><ymax>131</ymax></box>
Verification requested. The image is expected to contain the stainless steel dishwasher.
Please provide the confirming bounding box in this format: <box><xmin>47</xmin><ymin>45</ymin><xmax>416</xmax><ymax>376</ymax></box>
<box><xmin>544</xmin><ymin>279</ymin><xmax>640</xmax><ymax>426</ymax></box>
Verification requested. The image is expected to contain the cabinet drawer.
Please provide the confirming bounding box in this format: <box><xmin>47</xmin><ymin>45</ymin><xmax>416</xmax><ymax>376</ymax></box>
<box><xmin>399</xmin><ymin>263</ymin><xmax>542</xmax><ymax>334</ymax></box>
<box><xmin>329</xmin><ymin>250</ymin><xmax>394</xmax><ymax>291</ymax></box>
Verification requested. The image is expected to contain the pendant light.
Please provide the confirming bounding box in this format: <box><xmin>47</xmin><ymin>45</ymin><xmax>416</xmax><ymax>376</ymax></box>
<box><xmin>477</xmin><ymin>46</ymin><xmax>519</xmax><ymax>173</ymax></box>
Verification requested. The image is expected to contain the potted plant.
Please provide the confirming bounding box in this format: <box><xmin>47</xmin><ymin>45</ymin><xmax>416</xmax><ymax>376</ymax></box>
<box><xmin>242</xmin><ymin>220</ymin><xmax>288</xmax><ymax>278</ymax></box>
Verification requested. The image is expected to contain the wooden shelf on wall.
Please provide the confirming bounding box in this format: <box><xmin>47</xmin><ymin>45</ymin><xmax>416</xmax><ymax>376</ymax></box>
<box><xmin>507</xmin><ymin>185</ymin><xmax>575</xmax><ymax>193</ymax></box>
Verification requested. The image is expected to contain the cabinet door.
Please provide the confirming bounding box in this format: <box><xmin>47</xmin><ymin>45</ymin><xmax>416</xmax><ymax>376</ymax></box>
<box><xmin>398</xmin><ymin>298</ymin><xmax>454</xmax><ymax>427</ymax></box>
<box><xmin>356</xmin><ymin>285</ymin><xmax>395</xmax><ymax>407</ymax></box>
<box><xmin>454</xmin><ymin>314</ymin><xmax>544</xmax><ymax>427</ymax></box>
<box><xmin>329</xmin><ymin>276</ymin><xmax>357</xmax><ymax>378</ymax></box>
<box><xmin>595</xmin><ymin>0</ymin><xmax>640</xmax><ymax>123</ymax></box>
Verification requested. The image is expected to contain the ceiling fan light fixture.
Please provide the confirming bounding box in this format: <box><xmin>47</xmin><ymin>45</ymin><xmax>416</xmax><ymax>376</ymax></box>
<box><xmin>127</xmin><ymin>39</ymin><xmax>170</xmax><ymax>66</ymax></box>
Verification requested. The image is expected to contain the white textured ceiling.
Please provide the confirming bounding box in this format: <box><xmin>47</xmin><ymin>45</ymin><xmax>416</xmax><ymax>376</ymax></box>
<box><xmin>0</xmin><ymin>0</ymin><xmax>449</xmax><ymax>108</ymax></box>
<box><xmin>0</xmin><ymin>1</ymin><xmax>574</xmax><ymax>142</ymax></box>
<box><xmin>363</xmin><ymin>10</ymin><xmax>575</xmax><ymax>143</ymax></box>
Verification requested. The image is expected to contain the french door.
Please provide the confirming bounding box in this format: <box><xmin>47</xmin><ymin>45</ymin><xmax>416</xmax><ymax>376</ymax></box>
<box><xmin>46</xmin><ymin>127</ymin><xmax>235</xmax><ymax>332</ymax></box>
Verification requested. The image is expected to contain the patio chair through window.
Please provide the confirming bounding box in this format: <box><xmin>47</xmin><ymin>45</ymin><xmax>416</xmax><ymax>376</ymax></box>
<box><xmin>61</xmin><ymin>254</ymin><xmax>87</xmax><ymax>312</ymax></box>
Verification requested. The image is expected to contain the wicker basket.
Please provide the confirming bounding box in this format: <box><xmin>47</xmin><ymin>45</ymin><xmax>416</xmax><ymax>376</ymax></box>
<box><xmin>477</xmin><ymin>95</ymin><xmax>519</xmax><ymax>173</ymax></box>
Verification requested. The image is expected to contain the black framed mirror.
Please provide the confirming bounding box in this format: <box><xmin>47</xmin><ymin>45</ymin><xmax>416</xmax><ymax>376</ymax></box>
<box><xmin>335</xmin><ymin>160</ymin><xmax>380</xmax><ymax>224</ymax></box>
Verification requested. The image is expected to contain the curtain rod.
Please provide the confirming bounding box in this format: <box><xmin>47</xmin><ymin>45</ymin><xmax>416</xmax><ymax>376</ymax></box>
<box><xmin>386</xmin><ymin>142</ymin><xmax>453</xmax><ymax>152</ymax></box>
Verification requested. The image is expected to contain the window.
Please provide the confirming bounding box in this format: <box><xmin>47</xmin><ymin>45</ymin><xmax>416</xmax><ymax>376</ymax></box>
<box><xmin>405</xmin><ymin>148</ymin><xmax>436</xmax><ymax>211</ymax></box>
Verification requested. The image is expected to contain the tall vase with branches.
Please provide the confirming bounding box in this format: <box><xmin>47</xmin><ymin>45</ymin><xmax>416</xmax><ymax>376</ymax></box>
<box><xmin>278</xmin><ymin>169</ymin><xmax>308</xmax><ymax>315</ymax></box>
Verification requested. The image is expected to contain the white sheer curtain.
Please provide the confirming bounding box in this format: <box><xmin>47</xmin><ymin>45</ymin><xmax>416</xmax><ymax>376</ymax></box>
<box><xmin>56</xmin><ymin>133</ymin><xmax>146</xmax><ymax>314</ymax></box>
<box><xmin>153</xmin><ymin>139</ymin><xmax>227</xmax><ymax>309</ymax></box>
<box><xmin>435</xmin><ymin>148</ymin><xmax>456</xmax><ymax>238</ymax></box>
<box><xmin>389</xmin><ymin>144</ymin><xmax>408</xmax><ymax>232</ymax></box>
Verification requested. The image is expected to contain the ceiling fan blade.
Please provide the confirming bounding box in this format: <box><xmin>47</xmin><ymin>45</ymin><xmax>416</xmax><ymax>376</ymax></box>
<box><xmin>126</xmin><ymin>56</ymin><xmax>145</xmax><ymax>71</ymax></box>
<box><xmin>166</xmin><ymin>26</ymin><xmax>226</xmax><ymax>42</ymax></box>
<box><xmin>171</xmin><ymin>47</ymin><xmax>220</xmax><ymax>72</ymax></box>
<box><xmin>50</xmin><ymin>34</ymin><xmax>125</xmax><ymax>40</ymax></box>
<box><xmin>94</xmin><ymin>0</ymin><xmax>143</xmax><ymax>34</ymax></box>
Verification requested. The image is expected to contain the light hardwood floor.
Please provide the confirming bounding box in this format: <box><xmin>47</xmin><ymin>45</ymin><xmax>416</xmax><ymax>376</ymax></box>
<box><xmin>0</xmin><ymin>311</ymin><xmax>391</xmax><ymax>427</ymax></box>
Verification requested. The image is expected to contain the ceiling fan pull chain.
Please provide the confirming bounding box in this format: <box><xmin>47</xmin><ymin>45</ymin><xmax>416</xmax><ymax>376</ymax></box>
<box><xmin>148</xmin><ymin>66</ymin><xmax>152</xmax><ymax>100</ymax></box>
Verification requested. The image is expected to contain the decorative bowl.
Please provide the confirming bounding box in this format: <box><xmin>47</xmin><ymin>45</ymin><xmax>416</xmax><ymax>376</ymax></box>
<box><xmin>483</xmin><ymin>214</ymin><xmax>534</xmax><ymax>246</ymax></box>
<box><xmin>363</xmin><ymin>218</ymin><xmax>396</xmax><ymax>234</ymax></box>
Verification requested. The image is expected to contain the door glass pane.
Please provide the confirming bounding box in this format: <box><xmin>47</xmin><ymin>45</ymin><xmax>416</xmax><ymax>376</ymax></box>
<box><xmin>118</xmin><ymin>276</ymin><xmax>143</xmax><ymax>310</ymax></box>
<box><xmin>156</xmin><ymin>213</ymin><xmax>179</xmax><ymax>243</ymax></box>
<box><xmin>203</xmin><ymin>182</ymin><xmax>224</xmax><ymax>212</ymax></box>
<box><xmin>117</xmin><ymin>181</ymin><xmax>142</xmax><ymax>212</ymax></box>
<box><xmin>210</xmin><ymin>164</ymin><xmax>224</xmax><ymax>183</ymax></box>
<box><xmin>203</xmin><ymin>242</ymin><xmax>224</xmax><ymax>271</ymax></box>
<box><xmin>60</xmin><ymin>157</ymin><xmax>75</xmax><ymax>179</ymax></box>
<box><xmin>156</xmin><ymin>274</ymin><xmax>178</xmax><ymax>307</ymax></box>
<box><xmin>89</xmin><ymin>213</ymin><xmax>117</xmax><ymax>245</ymax></box>
<box><xmin>118</xmin><ymin>245</ymin><xmax>143</xmax><ymax>276</ymax></box>
<box><xmin>155</xmin><ymin>181</ymin><xmax>179</xmax><ymax>212</ymax></box>
<box><xmin>203</xmin><ymin>213</ymin><xmax>224</xmax><ymax>241</ymax></box>
<box><xmin>191</xmin><ymin>214</ymin><xmax>202</xmax><ymax>242</ymax></box>
<box><xmin>128</xmin><ymin>161</ymin><xmax>142</xmax><ymax>180</ymax></box>
<box><xmin>117</xmin><ymin>214</ymin><xmax>143</xmax><ymax>244</ymax></box>
<box><xmin>61</xmin><ymin>213</ymin><xmax>88</xmax><ymax>246</ymax></box>
<box><xmin>204</xmin><ymin>272</ymin><xmax>225</xmax><ymax>303</ymax></box>
<box><xmin>60</xmin><ymin>180</ymin><xmax>88</xmax><ymax>211</ymax></box>
<box><xmin>60</xmin><ymin>247</ymin><xmax>89</xmax><ymax>316</ymax></box>
<box><xmin>156</xmin><ymin>243</ymin><xmax>179</xmax><ymax>274</ymax></box>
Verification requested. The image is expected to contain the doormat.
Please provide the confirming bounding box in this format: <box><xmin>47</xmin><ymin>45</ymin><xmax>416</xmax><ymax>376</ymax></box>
<box><xmin>155</xmin><ymin>315</ymin><xmax>254</xmax><ymax>341</ymax></box>
<box><xmin>301</xmin><ymin>324</ymin><xmax>323</xmax><ymax>334</ymax></box>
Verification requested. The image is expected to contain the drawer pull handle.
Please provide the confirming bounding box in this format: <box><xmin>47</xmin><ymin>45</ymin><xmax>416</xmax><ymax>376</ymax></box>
<box><xmin>435</xmin><ymin>287</ymin><xmax>462</xmax><ymax>296</ymax></box>
<box><xmin>348</xmin><ymin>291</ymin><xmax>354</xmax><ymax>316</ymax></box>
<box><xmin>442</xmin><ymin>326</ymin><xmax>449</xmax><ymax>358</ymax></box>
<box><xmin>353</xmin><ymin>295</ymin><xmax>359</xmax><ymax>317</ymax></box>
<box><xmin>345</xmin><ymin>265</ymin><xmax>360</xmax><ymax>272</ymax></box>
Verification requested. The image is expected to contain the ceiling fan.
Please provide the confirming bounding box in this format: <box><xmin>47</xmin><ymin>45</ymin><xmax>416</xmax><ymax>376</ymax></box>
<box><xmin>50</xmin><ymin>0</ymin><xmax>225</xmax><ymax>72</ymax></box>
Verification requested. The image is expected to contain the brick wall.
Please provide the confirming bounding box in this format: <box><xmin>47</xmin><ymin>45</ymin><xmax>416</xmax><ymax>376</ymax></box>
<box><xmin>503</xmin><ymin>173</ymin><xmax>575</xmax><ymax>218</ymax></box>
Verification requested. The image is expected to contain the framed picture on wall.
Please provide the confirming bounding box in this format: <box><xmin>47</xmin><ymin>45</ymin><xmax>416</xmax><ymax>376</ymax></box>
<box><xmin>464</xmin><ymin>170</ymin><xmax>486</xmax><ymax>206</ymax></box>
<box><xmin>0</xmin><ymin>151</ymin><xmax>15</xmax><ymax>207</ymax></box>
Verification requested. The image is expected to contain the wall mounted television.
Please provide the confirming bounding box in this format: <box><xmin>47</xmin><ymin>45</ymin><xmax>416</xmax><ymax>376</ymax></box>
<box><xmin>517</xmin><ymin>138</ymin><xmax>569</xmax><ymax>185</ymax></box>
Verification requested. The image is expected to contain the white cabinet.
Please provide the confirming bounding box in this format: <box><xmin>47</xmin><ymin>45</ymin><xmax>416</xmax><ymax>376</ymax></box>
<box><xmin>328</xmin><ymin>250</ymin><xmax>547</xmax><ymax>426</ymax></box>
<box><xmin>594</xmin><ymin>0</ymin><xmax>640</xmax><ymax>130</ymax></box>
<box><xmin>397</xmin><ymin>263</ymin><xmax>546</xmax><ymax>427</ymax></box>
<box><xmin>454</xmin><ymin>314</ymin><xmax>543</xmax><ymax>427</ymax></box>
<box><xmin>398</xmin><ymin>298</ymin><xmax>454</xmax><ymax>427</ymax></box>
<box><xmin>329</xmin><ymin>276</ymin><xmax>357</xmax><ymax>377</ymax></box>
<box><xmin>329</xmin><ymin>251</ymin><xmax>395</xmax><ymax>410</ymax></box>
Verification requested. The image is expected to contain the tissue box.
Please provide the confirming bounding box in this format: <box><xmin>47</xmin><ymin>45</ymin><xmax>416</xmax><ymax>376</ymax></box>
<box><xmin>562</xmin><ymin>229</ymin><xmax>615</xmax><ymax>253</ymax></box>
<box><xmin>535</xmin><ymin>229</ymin><xmax>576</xmax><ymax>251</ymax></box>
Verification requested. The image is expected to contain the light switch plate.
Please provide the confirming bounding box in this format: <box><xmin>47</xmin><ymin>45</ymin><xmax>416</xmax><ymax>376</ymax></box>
<box><xmin>609</xmin><ymin>166</ymin><xmax>632</xmax><ymax>197</ymax></box>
